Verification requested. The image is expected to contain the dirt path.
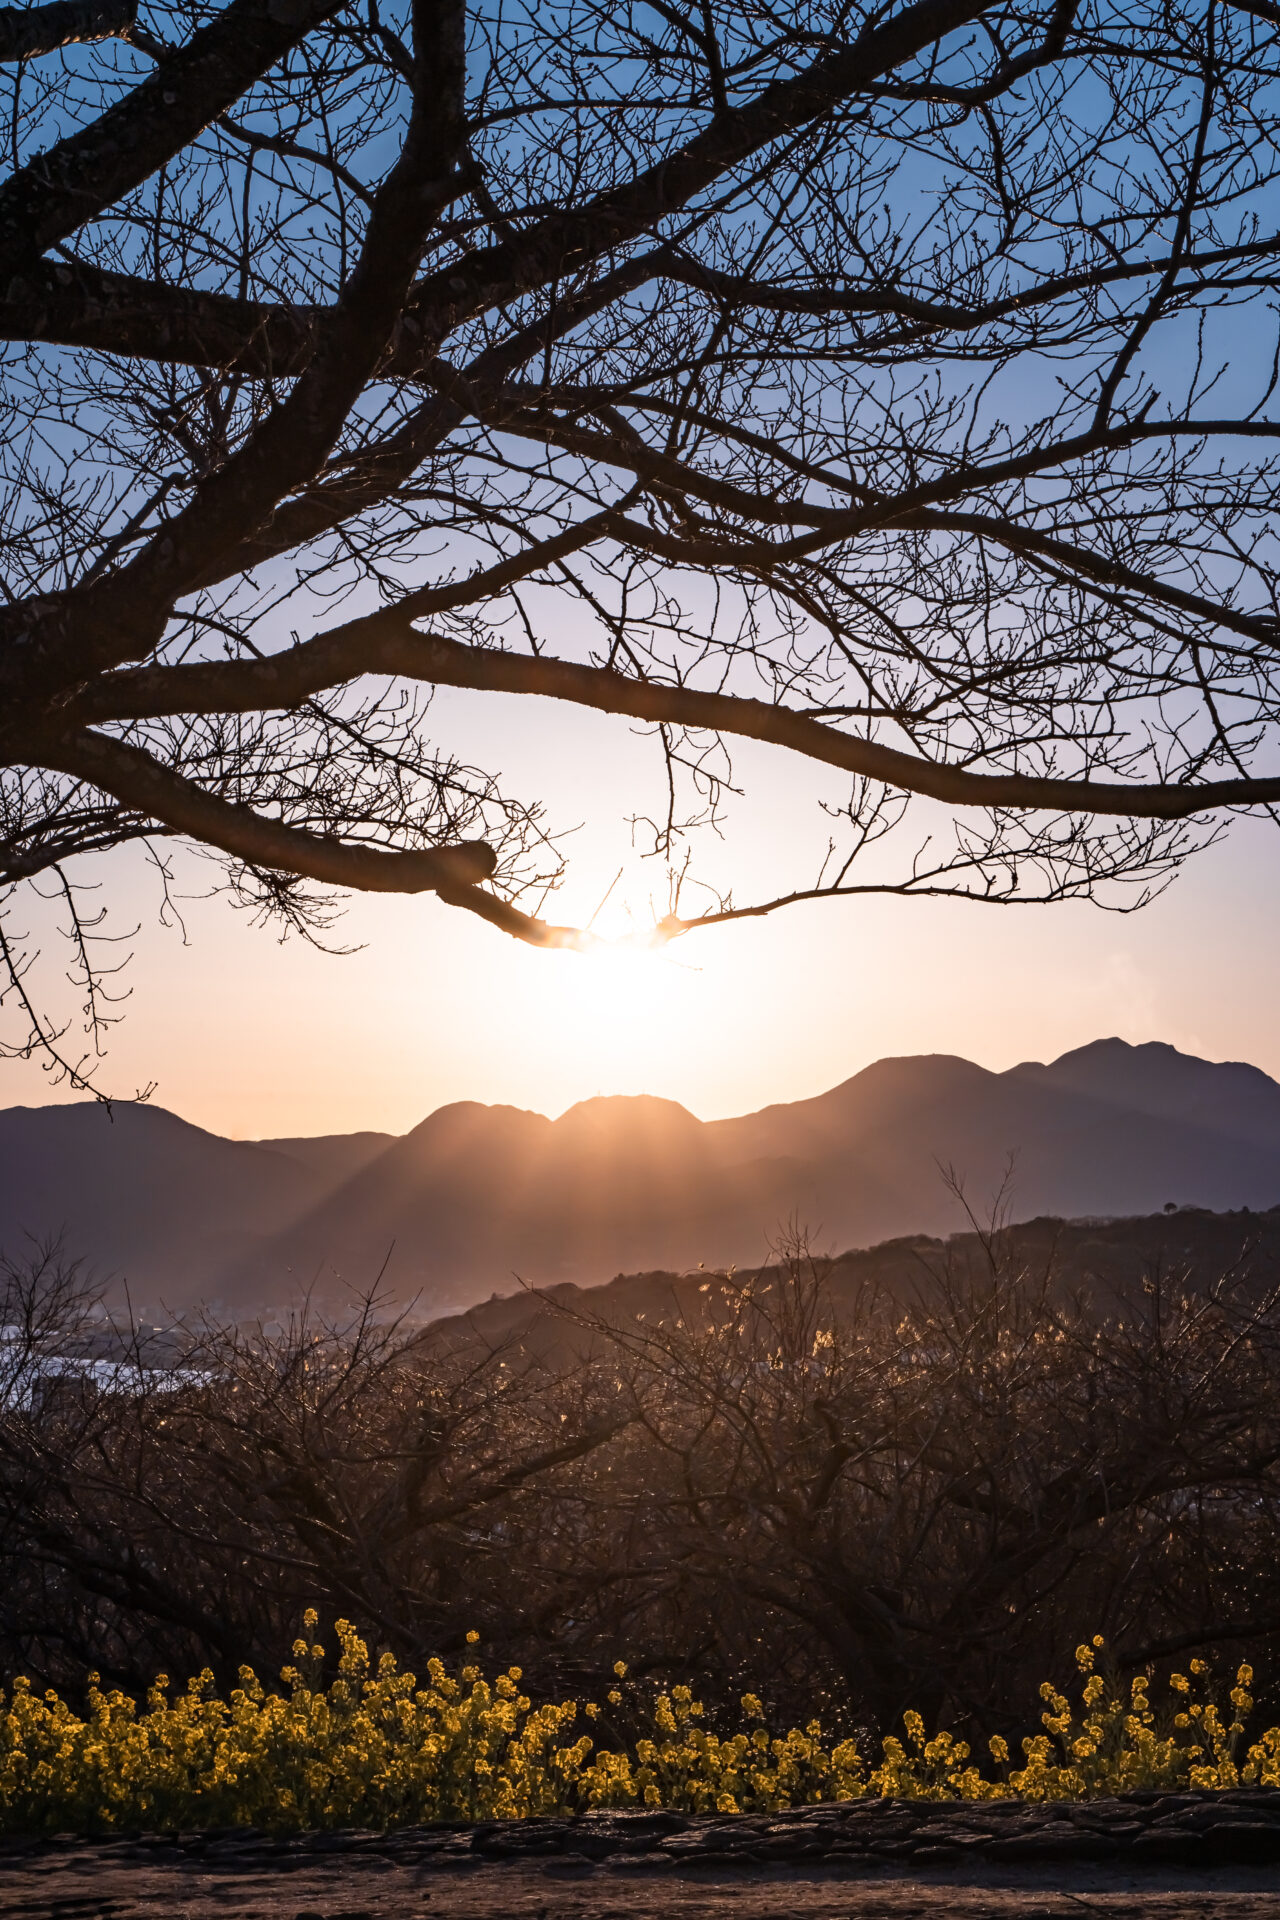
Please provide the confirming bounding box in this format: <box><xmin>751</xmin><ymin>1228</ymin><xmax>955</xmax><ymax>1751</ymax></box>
<box><xmin>5</xmin><ymin>1852</ymin><xmax>1280</xmax><ymax>1920</ymax></box>
<box><xmin>6</xmin><ymin>1795</ymin><xmax>1280</xmax><ymax>1919</ymax></box>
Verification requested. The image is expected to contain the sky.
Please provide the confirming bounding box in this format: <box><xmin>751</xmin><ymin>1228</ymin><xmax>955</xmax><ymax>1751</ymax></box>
<box><xmin>5</xmin><ymin>682</ymin><xmax>1280</xmax><ymax>1141</ymax></box>
<box><xmin>4</xmin><ymin>9</ymin><xmax>1276</xmax><ymax>1141</ymax></box>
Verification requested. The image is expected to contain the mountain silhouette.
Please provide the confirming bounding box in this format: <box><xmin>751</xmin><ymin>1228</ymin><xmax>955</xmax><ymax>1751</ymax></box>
<box><xmin>0</xmin><ymin>1102</ymin><xmax>322</xmax><ymax>1309</ymax></box>
<box><xmin>3</xmin><ymin>1038</ymin><xmax>1279</xmax><ymax>1315</ymax></box>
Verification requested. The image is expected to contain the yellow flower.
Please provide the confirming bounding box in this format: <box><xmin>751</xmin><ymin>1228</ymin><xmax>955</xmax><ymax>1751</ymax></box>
<box><xmin>4</xmin><ymin>1627</ymin><xmax>1277</xmax><ymax>1830</ymax></box>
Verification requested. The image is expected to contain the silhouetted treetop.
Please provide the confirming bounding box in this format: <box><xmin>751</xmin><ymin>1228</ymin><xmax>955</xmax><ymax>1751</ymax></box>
<box><xmin>4</xmin><ymin>0</ymin><xmax>1280</xmax><ymax>1080</ymax></box>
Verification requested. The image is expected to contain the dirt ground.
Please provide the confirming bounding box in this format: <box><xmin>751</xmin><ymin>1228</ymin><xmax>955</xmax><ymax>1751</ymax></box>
<box><xmin>5</xmin><ymin>1852</ymin><xmax>1280</xmax><ymax>1919</ymax></box>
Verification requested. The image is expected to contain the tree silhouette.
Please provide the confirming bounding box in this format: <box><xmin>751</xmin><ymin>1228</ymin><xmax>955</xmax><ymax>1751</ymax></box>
<box><xmin>4</xmin><ymin>0</ymin><xmax>1280</xmax><ymax>1083</ymax></box>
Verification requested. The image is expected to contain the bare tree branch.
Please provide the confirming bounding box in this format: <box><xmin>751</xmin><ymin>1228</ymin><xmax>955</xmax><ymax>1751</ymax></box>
<box><xmin>76</xmin><ymin>629</ymin><xmax>1280</xmax><ymax>821</ymax></box>
<box><xmin>0</xmin><ymin>0</ymin><xmax>137</xmax><ymax>63</ymax></box>
<box><xmin>2</xmin><ymin>0</ymin><xmax>1280</xmax><ymax>1072</ymax></box>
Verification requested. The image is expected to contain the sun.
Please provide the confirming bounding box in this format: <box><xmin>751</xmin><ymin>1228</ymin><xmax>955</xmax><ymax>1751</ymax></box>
<box><xmin>569</xmin><ymin>934</ymin><xmax>680</xmax><ymax>1025</ymax></box>
<box><xmin>529</xmin><ymin>926</ymin><xmax>699</xmax><ymax>1085</ymax></box>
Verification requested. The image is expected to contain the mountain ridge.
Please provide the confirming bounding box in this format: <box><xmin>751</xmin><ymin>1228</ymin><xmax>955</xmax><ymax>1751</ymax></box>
<box><xmin>4</xmin><ymin>1038</ymin><xmax>1279</xmax><ymax>1315</ymax></box>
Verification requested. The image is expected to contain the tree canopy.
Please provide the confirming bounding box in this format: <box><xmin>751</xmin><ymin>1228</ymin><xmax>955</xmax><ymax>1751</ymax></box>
<box><xmin>3</xmin><ymin>0</ymin><xmax>1280</xmax><ymax>1082</ymax></box>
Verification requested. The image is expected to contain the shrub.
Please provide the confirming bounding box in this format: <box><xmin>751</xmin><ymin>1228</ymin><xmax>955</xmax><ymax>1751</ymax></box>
<box><xmin>8</xmin><ymin>1237</ymin><xmax>1280</xmax><ymax>1736</ymax></box>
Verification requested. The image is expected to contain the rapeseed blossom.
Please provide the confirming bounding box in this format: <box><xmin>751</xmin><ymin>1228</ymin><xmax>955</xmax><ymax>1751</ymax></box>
<box><xmin>1</xmin><ymin>1625</ymin><xmax>1276</xmax><ymax>1834</ymax></box>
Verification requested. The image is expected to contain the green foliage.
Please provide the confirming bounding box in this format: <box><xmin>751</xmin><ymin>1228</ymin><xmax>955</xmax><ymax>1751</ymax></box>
<box><xmin>3</xmin><ymin>1622</ymin><xmax>1278</xmax><ymax>1834</ymax></box>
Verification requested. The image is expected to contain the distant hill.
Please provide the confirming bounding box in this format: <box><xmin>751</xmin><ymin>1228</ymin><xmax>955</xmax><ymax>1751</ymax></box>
<box><xmin>422</xmin><ymin>1202</ymin><xmax>1280</xmax><ymax>1366</ymax></box>
<box><xmin>0</xmin><ymin>1102</ymin><xmax>322</xmax><ymax>1309</ymax></box>
<box><xmin>2</xmin><ymin>1038</ymin><xmax>1279</xmax><ymax>1315</ymax></box>
<box><xmin>257</xmin><ymin>1130</ymin><xmax>396</xmax><ymax>1184</ymax></box>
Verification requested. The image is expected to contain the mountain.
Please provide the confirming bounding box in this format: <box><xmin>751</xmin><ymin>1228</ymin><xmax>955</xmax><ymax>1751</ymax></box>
<box><xmin>0</xmin><ymin>1102</ymin><xmax>323</xmax><ymax>1311</ymax></box>
<box><xmin>1008</xmin><ymin>1038</ymin><xmax>1280</xmax><ymax>1147</ymax></box>
<box><xmin>256</xmin><ymin>1130</ymin><xmax>396</xmax><ymax>1184</ymax></box>
<box><xmin>228</xmin><ymin>1094</ymin><xmax>797</xmax><ymax>1308</ymax></box>
<box><xmin>2</xmin><ymin>1039</ymin><xmax>1280</xmax><ymax>1315</ymax></box>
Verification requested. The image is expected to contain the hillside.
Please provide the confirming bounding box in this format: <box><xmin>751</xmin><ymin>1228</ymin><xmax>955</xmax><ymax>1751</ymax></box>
<box><xmin>0</xmin><ymin>1102</ymin><xmax>323</xmax><ymax>1306</ymax></box>
<box><xmin>2</xmin><ymin>1038</ymin><xmax>1279</xmax><ymax>1314</ymax></box>
<box><xmin>421</xmin><ymin>1201</ymin><xmax>1280</xmax><ymax>1366</ymax></box>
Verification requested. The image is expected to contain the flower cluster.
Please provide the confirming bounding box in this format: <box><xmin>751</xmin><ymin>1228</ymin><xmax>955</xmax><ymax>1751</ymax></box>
<box><xmin>2</xmin><ymin>1621</ymin><xmax>1278</xmax><ymax>1835</ymax></box>
<box><xmin>997</xmin><ymin>1638</ymin><xmax>1273</xmax><ymax>1800</ymax></box>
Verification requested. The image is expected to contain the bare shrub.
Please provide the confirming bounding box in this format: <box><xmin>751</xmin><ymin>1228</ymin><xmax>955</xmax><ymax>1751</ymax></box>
<box><xmin>4</xmin><ymin>1233</ymin><xmax>1280</xmax><ymax>1736</ymax></box>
